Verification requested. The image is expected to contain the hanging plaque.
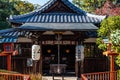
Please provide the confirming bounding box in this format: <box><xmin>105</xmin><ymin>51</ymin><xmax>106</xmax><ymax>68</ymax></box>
<box><xmin>27</xmin><ymin>58</ymin><xmax>33</xmax><ymax>67</ymax></box>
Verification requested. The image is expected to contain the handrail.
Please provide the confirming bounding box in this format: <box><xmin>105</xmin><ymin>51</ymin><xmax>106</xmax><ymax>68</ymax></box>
<box><xmin>81</xmin><ymin>71</ymin><xmax>118</xmax><ymax>80</ymax></box>
<box><xmin>0</xmin><ymin>72</ymin><xmax>30</xmax><ymax>80</ymax></box>
<box><xmin>81</xmin><ymin>74</ymin><xmax>88</xmax><ymax>80</ymax></box>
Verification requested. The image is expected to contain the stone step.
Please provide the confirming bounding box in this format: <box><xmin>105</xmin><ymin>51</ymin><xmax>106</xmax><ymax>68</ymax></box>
<box><xmin>42</xmin><ymin>76</ymin><xmax>78</xmax><ymax>80</ymax></box>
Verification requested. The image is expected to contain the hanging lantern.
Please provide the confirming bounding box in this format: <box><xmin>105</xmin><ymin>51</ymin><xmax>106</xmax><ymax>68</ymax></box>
<box><xmin>47</xmin><ymin>49</ymin><xmax>51</xmax><ymax>53</ymax></box>
<box><xmin>32</xmin><ymin>44</ymin><xmax>41</xmax><ymax>61</ymax></box>
<box><xmin>65</xmin><ymin>49</ymin><xmax>70</xmax><ymax>53</ymax></box>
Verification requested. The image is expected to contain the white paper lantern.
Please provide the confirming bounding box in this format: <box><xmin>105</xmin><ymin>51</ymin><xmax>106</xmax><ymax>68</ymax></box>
<box><xmin>76</xmin><ymin>45</ymin><xmax>84</xmax><ymax>61</ymax></box>
<box><xmin>32</xmin><ymin>44</ymin><xmax>41</xmax><ymax>60</ymax></box>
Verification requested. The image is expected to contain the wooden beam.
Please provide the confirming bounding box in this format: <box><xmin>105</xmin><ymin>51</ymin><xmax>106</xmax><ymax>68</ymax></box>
<box><xmin>0</xmin><ymin>51</ymin><xmax>13</xmax><ymax>56</ymax></box>
<box><xmin>0</xmin><ymin>53</ymin><xmax>9</xmax><ymax>56</ymax></box>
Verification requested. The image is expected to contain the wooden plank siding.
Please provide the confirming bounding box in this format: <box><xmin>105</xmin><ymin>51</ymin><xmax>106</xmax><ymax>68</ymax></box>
<box><xmin>84</xmin><ymin>58</ymin><xmax>109</xmax><ymax>73</ymax></box>
<box><xmin>10</xmin><ymin>57</ymin><xmax>108</xmax><ymax>74</ymax></box>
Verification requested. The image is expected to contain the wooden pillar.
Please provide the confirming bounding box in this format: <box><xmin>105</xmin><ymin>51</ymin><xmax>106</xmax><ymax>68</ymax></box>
<box><xmin>32</xmin><ymin>36</ymin><xmax>42</xmax><ymax>80</ymax></box>
<box><xmin>39</xmin><ymin>41</ymin><xmax>42</xmax><ymax>80</ymax></box>
<box><xmin>107</xmin><ymin>43</ymin><xmax>118</xmax><ymax>80</ymax></box>
<box><xmin>7</xmin><ymin>55</ymin><xmax>11</xmax><ymax>71</ymax></box>
<box><xmin>39</xmin><ymin>54</ymin><xmax>42</xmax><ymax>79</ymax></box>
<box><xmin>109</xmin><ymin>55</ymin><xmax>115</xmax><ymax>80</ymax></box>
<box><xmin>36</xmin><ymin>40</ymin><xmax>42</xmax><ymax>77</ymax></box>
<box><xmin>109</xmin><ymin>53</ymin><xmax>118</xmax><ymax>80</ymax></box>
<box><xmin>75</xmin><ymin>61</ymin><xmax>78</xmax><ymax>77</ymax></box>
<box><xmin>110</xmin><ymin>55</ymin><xmax>115</xmax><ymax>72</ymax></box>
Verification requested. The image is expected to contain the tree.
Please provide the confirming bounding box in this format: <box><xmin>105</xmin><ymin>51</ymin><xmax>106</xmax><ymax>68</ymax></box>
<box><xmin>13</xmin><ymin>0</ymin><xmax>34</xmax><ymax>14</ymax></box>
<box><xmin>0</xmin><ymin>0</ymin><xmax>34</xmax><ymax>29</ymax></box>
<box><xmin>72</xmin><ymin>0</ymin><xmax>106</xmax><ymax>13</ymax></box>
<box><xmin>97</xmin><ymin>16</ymin><xmax>120</xmax><ymax>50</ymax></box>
<box><xmin>97</xmin><ymin>16</ymin><xmax>120</xmax><ymax>68</ymax></box>
<box><xmin>96</xmin><ymin>0</ymin><xmax>120</xmax><ymax>16</ymax></box>
<box><xmin>0</xmin><ymin>0</ymin><xmax>18</xmax><ymax>29</ymax></box>
<box><xmin>72</xmin><ymin>0</ymin><xmax>119</xmax><ymax>13</ymax></box>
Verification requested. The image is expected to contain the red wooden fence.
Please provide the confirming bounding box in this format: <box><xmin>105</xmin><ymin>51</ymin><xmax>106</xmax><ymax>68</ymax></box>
<box><xmin>0</xmin><ymin>72</ymin><xmax>30</xmax><ymax>80</ymax></box>
<box><xmin>81</xmin><ymin>71</ymin><xmax>118</xmax><ymax>80</ymax></box>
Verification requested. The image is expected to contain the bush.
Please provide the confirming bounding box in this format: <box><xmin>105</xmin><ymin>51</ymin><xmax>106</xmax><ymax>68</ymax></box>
<box><xmin>30</xmin><ymin>73</ymin><xmax>42</xmax><ymax>80</ymax></box>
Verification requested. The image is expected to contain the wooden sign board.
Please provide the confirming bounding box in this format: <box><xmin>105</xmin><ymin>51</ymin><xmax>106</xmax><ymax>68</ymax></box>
<box><xmin>42</xmin><ymin>41</ymin><xmax>76</xmax><ymax>45</ymax></box>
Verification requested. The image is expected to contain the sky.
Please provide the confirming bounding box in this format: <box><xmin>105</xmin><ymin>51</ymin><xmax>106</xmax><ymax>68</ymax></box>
<box><xmin>25</xmin><ymin>0</ymin><xmax>72</xmax><ymax>5</ymax></box>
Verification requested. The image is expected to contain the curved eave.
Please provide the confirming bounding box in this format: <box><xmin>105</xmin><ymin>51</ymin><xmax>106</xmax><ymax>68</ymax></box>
<box><xmin>9</xmin><ymin>13</ymin><xmax>105</xmax><ymax>23</ymax></box>
<box><xmin>0</xmin><ymin>28</ymin><xmax>25</xmax><ymax>37</ymax></box>
<box><xmin>9</xmin><ymin>11</ymin><xmax>36</xmax><ymax>23</ymax></box>
<box><xmin>86</xmin><ymin>13</ymin><xmax>106</xmax><ymax>20</ymax></box>
<box><xmin>17</xmin><ymin>23</ymin><xmax>98</xmax><ymax>31</ymax></box>
<box><xmin>0</xmin><ymin>28</ymin><xmax>17</xmax><ymax>34</ymax></box>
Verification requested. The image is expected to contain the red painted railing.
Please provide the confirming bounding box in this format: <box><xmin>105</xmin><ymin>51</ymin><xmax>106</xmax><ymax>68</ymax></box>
<box><xmin>81</xmin><ymin>71</ymin><xmax>118</xmax><ymax>80</ymax></box>
<box><xmin>0</xmin><ymin>72</ymin><xmax>30</xmax><ymax>80</ymax></box>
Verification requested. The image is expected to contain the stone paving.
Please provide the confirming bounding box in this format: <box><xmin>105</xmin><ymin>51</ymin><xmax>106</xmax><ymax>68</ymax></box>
<box><xmin>42</xmin><ymin>76</ymin><xmax>78</xmax><ymax>80</ymax></box>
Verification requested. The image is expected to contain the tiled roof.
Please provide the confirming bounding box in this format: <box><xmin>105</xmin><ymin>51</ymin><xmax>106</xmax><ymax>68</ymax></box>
<box><xmin>9</xmin><ymin>0</ymin><xmax>106</xmax><ymax>23</ymax></box>
<box><xmin>0</xmin><ymin>28</ymin><xmax>26</xmax><ymax>37</ymax></box>
<box><xmin>0</xmin><ymin>37</ymin><xmax>17</xmax><ymax>43</ymax></box>
<box><xmin>35</xmin><ymin>0</ymin><xmax>86</xmax><ymax>14</ymax></box>
<box><xmin>9</xmin><ymin>13</ymin><xmax>105</xmax><ymax>23</ymax></box>
<box><xmin>0</xmin><ymin>25</ymin><xmax>98</xmax><ymax>37</ymax></box>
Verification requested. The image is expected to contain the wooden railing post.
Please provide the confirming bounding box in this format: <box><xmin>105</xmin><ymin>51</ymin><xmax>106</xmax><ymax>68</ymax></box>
<box><xmin>7</xmin><ymin>55</ymin><xmax>11</xmax><ymax>71</ymax></box>
<box><xmin>110</xmin><ymin>56</ymin><xmax>115</xmax><ymax>80</ymax></box>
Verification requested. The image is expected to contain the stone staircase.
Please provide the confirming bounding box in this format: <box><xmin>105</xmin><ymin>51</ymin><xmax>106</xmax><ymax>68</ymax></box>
<box><xmin>42</xmin><ymin>76</ymin><xmax>78</xmax><ymax>80</ymax></box>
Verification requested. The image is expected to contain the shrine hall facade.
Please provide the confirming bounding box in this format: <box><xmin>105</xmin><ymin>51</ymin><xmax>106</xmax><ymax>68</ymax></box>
<box><xmin>0</xmin><ymin>0</ymin><xmax>107</xmax><ymax>76</ymax></box>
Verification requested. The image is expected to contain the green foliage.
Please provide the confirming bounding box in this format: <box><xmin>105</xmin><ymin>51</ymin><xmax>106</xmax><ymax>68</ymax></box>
<box><xmin>111</xmin><ymin>30</ymin><xmax>120</xmax><ymax>46</ymax></box>
<box><xmin>96</xmin><ymin>38</ymin><xmax>107</xmax><ymax>51</ymax></box>
<box><xmin>72</xmin><ymin>0</ymin><xmax>106</xmax><ymax>13</ymax></box>
<box><xmin>13</xmin><ymin>0</ymin><xmax>34</xmax><ymax>14</ymax></box>
<box><xmin>0</xmin><ymin>21</ymin><xmax>11</xmax><ymax>29</ymax></box>
<box><xmin>97</xmin><ymin>16</ymin><xmax>120</xmax><ymax>36</ymax></box>
<box><xmin>116</xmin><ymin>56</ymin><xmax>120</xmax><ymax>66</ymax></box>
<box><xmin>97</xmin><ymin>16</ymin><xmax>120</xmax><ymax>67</ymax></box>
<box><xmin>0</xmin><ymin>0</ymin><xmax>15</xmax><ymax>29</ymax></box>
<box><xmin>0</xmin><ymin>0</ymin><xmax>34</xmax><ymax>29</ymax></box>
<box><xmin>98</xmin><ymin>16</ymin><xmax>120</xmax><ymax>37</ymax></box>
<box><xmin>97</xmin><ymin>16</ymin><xmax>120</xmax><ymax>51</ymax></box>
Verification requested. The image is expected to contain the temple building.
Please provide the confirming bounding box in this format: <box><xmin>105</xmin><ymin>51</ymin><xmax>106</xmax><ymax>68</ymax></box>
<box><xmin>0</xmin><ymin>0</ymin><xmax>107</xmax><ymax>76</ymax></box>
